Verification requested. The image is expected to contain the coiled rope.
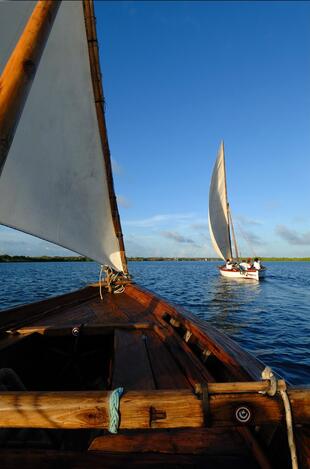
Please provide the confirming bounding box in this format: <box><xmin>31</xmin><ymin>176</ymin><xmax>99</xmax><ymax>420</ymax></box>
<box><xmin>261</xmin><ymin>367</ymin><xmax>298</xmax><ymax>469</ymax></box>
<box><xmin>99</xmin><ymin>265</ymin><xmax>128</xmax><ymax>299</ymax></box>
<box><xmin>108</xmin><ymin>387</ymin><xmax>123</xmax><ymax>434</ymax></box>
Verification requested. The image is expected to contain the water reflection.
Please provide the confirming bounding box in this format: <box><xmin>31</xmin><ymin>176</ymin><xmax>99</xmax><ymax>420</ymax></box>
<box><xmin>203</xmin><ymin>276</ymin><xmax>261</xmax><ymax>336</ymax></box>
<box><xmin>0</xmin><ymin>261</ymin><xmax>309</xmax><ymax>384</ymax></box>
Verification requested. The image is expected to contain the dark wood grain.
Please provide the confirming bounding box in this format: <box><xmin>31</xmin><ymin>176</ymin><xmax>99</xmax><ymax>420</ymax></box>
<box><xmin>0</xmin><ymin>388</ymin><xmax>307</xmax><ymax>429</ymax></box>
<box><xmin>88</xmin><ymin>427</ymin><xmax>247</xmax><ymax>455</ymax></box>
<box><xmin>142</xmin><ymin>330</ymin><xmax>190</xmax><ymax>389</ymax></box>
<box><xmin>112</xmin><ymin>330</ymin><xmax>155</xmax><ymax>390</ymax></box>
<box><xmin>0</xmin><ymin>448</ymin><xmax>259</xmax><ymax>469</ymax></box>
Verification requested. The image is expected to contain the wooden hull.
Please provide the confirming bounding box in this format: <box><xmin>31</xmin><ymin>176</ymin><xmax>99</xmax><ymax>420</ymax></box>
<box><xmin>0</xmin><ymin>282</ymin><xmax>307</xmax><ymax>468</ymax></box>
<box><xmin>219</xmin><ymin>267</ymin><xmax>266</xmax><ymax>281</ymax></box>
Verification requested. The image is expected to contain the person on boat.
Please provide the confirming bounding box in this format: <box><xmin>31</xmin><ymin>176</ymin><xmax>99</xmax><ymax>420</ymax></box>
<box><xmin>253</xmin><ymin>258</ymin><xmax>261</xmax><ymax>270</ymax></box>
<box><xmin>247</xmin><ymin>258</ymin><xmax>253</xmax><ymax>269</ymax></box>
<box><xmin>239</xmin><ymin>260</ymin><xmax>248</xmax><ymax>271</ymax></box>
<box><xmin>225</xmin><ymin>258</ymin><xmax>233</xmax><ymax>270</ymax></box>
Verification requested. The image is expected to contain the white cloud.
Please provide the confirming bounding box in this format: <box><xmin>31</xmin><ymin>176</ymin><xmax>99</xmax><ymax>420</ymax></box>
<box><xmin>275</xmin><ymin>225</ymin><xmax>310</xmax><ymax>246</ymax></box>
<box><xmin>161</xmin><ymin>231</ymin><xmax>198</xmax><ymax>245</ymax></box>
<box><xmin>111</xmin><ymin>159</ymin><xmax>123</xmax><ymax>175</ymax></box>
<box><xmin>117</xmin><ymin>195</ymin><xmax>131</xmax><ymax>208</ymax></box>
<box><xmin>123</xmin><ymin>213</ymin><xmax>195</xmax><ymax>228</ymax></box>
<box><xmin>235</xmin><ymin>214</ymin><xmax>263</xmax><ymax>226</ymax></box>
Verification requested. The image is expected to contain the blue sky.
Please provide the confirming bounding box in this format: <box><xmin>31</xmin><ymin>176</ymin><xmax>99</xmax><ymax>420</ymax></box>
<box><xmin>1</xmin><ymin>1</ymin><xmax>310</xmax><ymax>258</ymax></box>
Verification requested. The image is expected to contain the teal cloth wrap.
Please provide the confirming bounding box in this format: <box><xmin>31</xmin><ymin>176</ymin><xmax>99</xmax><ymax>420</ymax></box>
<box><xmin>108</xmin><ymin>387</ymin><xmax>124</xmax><ymax>434</ymax></box>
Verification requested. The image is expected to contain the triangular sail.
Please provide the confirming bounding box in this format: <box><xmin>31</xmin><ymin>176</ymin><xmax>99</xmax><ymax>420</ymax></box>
<box><xmin>208</xmin><ymin>142</ymin><xmax>232</xmax><ymax>260</ymax></box>
<box><xmin>0</xmin><ymin>1</ymin><xmax>126</xmax><ymax>272</ymax></box>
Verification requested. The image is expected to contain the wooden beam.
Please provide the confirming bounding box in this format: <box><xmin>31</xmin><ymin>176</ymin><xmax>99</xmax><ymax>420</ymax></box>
<box><xmin>88</xmin><ymin>427</ymin><xmax>247</xmax><ymax>455</ymax></box>
<box><xmin>0</xmin><ymin>448</ymin><xmax>257</xmax><ymax>469</ymax></box>
<box><xmin>0</xmin><ymin>0</ymin><xmax>60</xmax><ymax>175</ymax></box>
<box><xmin>0</xmin><ymin>388</ymin><xmax>307</xmax><ymax>429</ymax></box>
<box><xmin>13</xmin><ymin>322</ymin><xmax>152</xmax><ymax>336</ymax></box>
<box><xmin>83</xmin><ymin>0</ymin><xmax>128</xmax><ymax>274</ymax></box>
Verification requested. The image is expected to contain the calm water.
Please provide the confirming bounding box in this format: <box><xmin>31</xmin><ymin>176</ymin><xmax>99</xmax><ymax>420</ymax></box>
<box><xmin>0</xmin><ymin>261</ymin><xmax>309</xmax><ymax>385</ymax></box>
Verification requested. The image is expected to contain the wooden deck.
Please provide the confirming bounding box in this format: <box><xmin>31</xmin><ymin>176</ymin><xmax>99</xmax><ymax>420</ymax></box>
<box><xmin>0</xmin><ymin>282</ymin><xmax>308</xmax><ymax>468</ymax></box>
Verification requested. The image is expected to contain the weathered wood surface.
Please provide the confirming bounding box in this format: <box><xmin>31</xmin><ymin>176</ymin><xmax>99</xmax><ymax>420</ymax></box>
<box><xmin>0</xmin><ymin>286</ymin><xmax>98</xmax><ymax>333</ymax></box>
<box><xmin>88</xmin><ymin>427</ymin><xmax>247</xmax><ymax>455</ymax></box>
<box><xmin>89</xmin><ymin>295</ymin><xmax>132</xmax><ymax>323</ymax></box>
<box><xmin>0</xmin><ymin>0</ymin><xmax>60</xmax><ymax>175</ymax></box>
<box><xmin>295</xmin><ymin>426</ymin><xmax>310</xmax><ymax>469</ymax></box>
<box><xmin>0</xmin><ymin>388</ymin><xmax>307</xmax><ymax>429</ymax></box>
<box><xmin>142</xmin><ymin>330</ymin><xmax>190</xmax><ymax>389</ymax></box>
<box><xmin>154</xmin><ymin>323</ymin><xmax>214</xmax><ymax>387</ymax></box>
<box><xmin>125</xmin><ymin>284</ymin><xmax>265</xmax><ymax>381</ymax></box>
<box><xmin>0</xmin><ymin>448</ymin><xmax>259</xmax><ymax>469</ymax></box>
<box><xmin>112</xmin><ymin>330</ymin><xmax>155</xmax><ymax>390</ymax></box>
<box><xmin>14</xmin><ymin>323</ymin><xmax>152</xmax><ymax>336</ymax></box>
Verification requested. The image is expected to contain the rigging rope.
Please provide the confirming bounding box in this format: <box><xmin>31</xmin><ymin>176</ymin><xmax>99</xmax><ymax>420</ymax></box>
<box><xmin>261</xmin><ymin>367</ymin><xmax>298</xmax><ymax>469</ymax></box>
<box><xmin>98</xmin><ymin>265</ymin><xmax>129</xmax><ymax>299</ymax></box>
<box><xmin>99</xmin><ymin>264</ymin><xmax>104</xmax><ymax>300</ymax></box>
<box><xmin>108</xmin><ymin>387</ymin><xmax>123</xmax><ymax>434</ymax></box>
<box><xmin>104</xmin><ymin>265</ymin><xmax>126</xmax><ymax>294</ymax></box>
<box><xmin>236</xmin><ymin>220</ymin><xmax>256</xmax><ymax>258</ymax></box>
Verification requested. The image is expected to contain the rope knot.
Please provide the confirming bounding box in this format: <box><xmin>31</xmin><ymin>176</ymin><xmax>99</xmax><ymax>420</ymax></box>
<box><xmin>108</xmin><ymin>387</ymin><xmax>123</xmax><ymax>434</ymax></box>
<box><xmin>261</xmin><ymin>366</ymin><xmax>277</xmax><ymax>396</ymax></box>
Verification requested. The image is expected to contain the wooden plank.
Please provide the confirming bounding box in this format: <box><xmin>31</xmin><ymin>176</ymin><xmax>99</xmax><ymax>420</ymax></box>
<box><xmin>0</xmin><ymin>448</ymin><xmax>259</xmax><ymax>469</ymax></box>
<box><xmin>0</xmin><ymin>388</ymin><xmax>307</xmax><ymax>429</ymax></box>
<box><xmin>154</xmin><ymin>324</ymin><xmax>214</xmax><ymax>387</ymax></box>
<box><xmin>88</xmin><ymin>427</ymin><xmax>247</xmax><ymax>455</ymax></box>
<box><xmin>88</xmin><ymin>290</ymin><xmax>154</xmax><ymax>324</ymax></box>
<box><xmin>0</xmin><ymin>286</ymin><xmax>98</xmax><ymax>333</ymax></box>
<box><xmin>237</xmin><ymin>427</ymin><xmax>272</xmax><ymax>469</ymax></box>
<box><xmin>0</xmin><ymin>333</ymin><xmax>33</xmax><ymax>352</ymax></box>
<box><xmin>32</xmin><ymin>303</ymin><xmax>95</xmax><ymax>327</ymax></box>
<box><xmin>126</xmin><ymin>284</ymin><xmax>265</xmax><ymax>381</ymax></box>
<box><xmin>14</xmin><ymin>323</ymin><xmax>152</xmax><ymax>336</ymax></box>
<box><xmin>142</xmin><ymin>330</ymin><xmax>190</xmax><ymax>389</ymax></box>
<box><xmin>0</xmin><ymin>390</ymin><xmax>202</xmax><ymax>429</ymax></box>
<box><xmin>89</xmin><ymin>296</ymin><xmax>131</xmax><ymax>324</ymax></box>
<box><xmin>295</xmin><ymin>426</ymin><xmax>310</xmax><ymax>469</ymax></box>
<box><xmin>197</xmin><ymin>380</ymin><xmax>287</xmax><ymax>394</ymax></box>
<box><xmin>112</xmin><ymin>330</ymin><xmax>155</xmax><ymax>390</ymax></box>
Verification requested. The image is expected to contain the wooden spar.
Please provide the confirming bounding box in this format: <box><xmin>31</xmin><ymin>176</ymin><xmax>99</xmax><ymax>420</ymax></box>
<box><xmin>0</xmin><ymin>387</ymin><xmax>307</xmax><ymax>429</ymax></box>
<box><xmin>221</xmin><ymin>141</ymin><xmax>233</xmax><ymax>259</ymax></box>
<box><xmin>227</xmin><ymin>204</ymin><xmax>239</xmax><ymax>260</ymax></box>
<box><xmin>83</xmin><ymin>0</ymin><xmax>128</xmax><ymax>275</ymax></box>
<box><xmin>0</xmin><ymin>0</ymin><xmax>60</xmax><ymax>176</ymax></box>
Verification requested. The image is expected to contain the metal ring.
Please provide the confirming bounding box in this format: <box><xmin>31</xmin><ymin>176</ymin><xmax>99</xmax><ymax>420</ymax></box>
<box><xmin>235</xmin><ymin>406</ymin><xmax>251</xmax><ymax>423</ymax></box>
<box><xmin>72</xmin><ymin>327</ymin><xmax>80</xmax><ymax>337</ymax></box>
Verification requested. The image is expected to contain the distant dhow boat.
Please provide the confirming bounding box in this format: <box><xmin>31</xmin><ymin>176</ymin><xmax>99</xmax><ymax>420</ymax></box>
<box><xmin>208</xmin><ymin>142</ymin><xmax>266</xmax><ymax>280</ymax></box>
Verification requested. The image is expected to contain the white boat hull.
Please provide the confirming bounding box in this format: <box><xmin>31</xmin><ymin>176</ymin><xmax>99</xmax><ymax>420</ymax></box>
<box><xmin>219</xmin><ymin>266</ymin><xmax>266</xmax><ymax>281</ymax></box>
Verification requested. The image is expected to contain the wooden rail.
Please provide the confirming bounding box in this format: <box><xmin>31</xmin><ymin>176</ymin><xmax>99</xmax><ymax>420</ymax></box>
<box><xmin>0</xmin><ymin>387</ymin><xmax>307</xmax><ymax>429</ymax></box>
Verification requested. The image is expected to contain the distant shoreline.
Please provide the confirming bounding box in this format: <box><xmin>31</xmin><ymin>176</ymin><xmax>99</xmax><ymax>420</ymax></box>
<box><xmin>0</xmin><ymin>255</ymin><xmax>309</xmax><ymax>263</ymax></box>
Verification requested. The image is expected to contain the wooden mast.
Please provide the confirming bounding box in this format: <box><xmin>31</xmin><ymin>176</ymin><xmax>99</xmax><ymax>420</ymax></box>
<box><xmin>83</xmin><ymin>0</ymin><xmax>128</xmax><ymax>275</ymax></box>
<box><xmin>221</xmin><ymin>141</ymin><xmax>233</xmax><ymax>260</ymax></box>
<box><xmin>228</xmin><ymin>204</ymin><xmax>239</xmax><ymax>260</ymax></box>
<box><xmin>0</xmin><ymin>0</ymin><xmax>60</xmax><ymax>177</ymax></box>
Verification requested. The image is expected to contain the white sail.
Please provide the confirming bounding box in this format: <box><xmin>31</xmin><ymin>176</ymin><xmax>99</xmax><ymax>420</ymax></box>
<box><xmin>0</xmin><ymin>1</ymin><xmax>124</xmax><ymax>271</ymax></box>
<box><xmin>208</xmin><ymin>142</ymin><xmax>232</xmax><ymax>260</ymax></box>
